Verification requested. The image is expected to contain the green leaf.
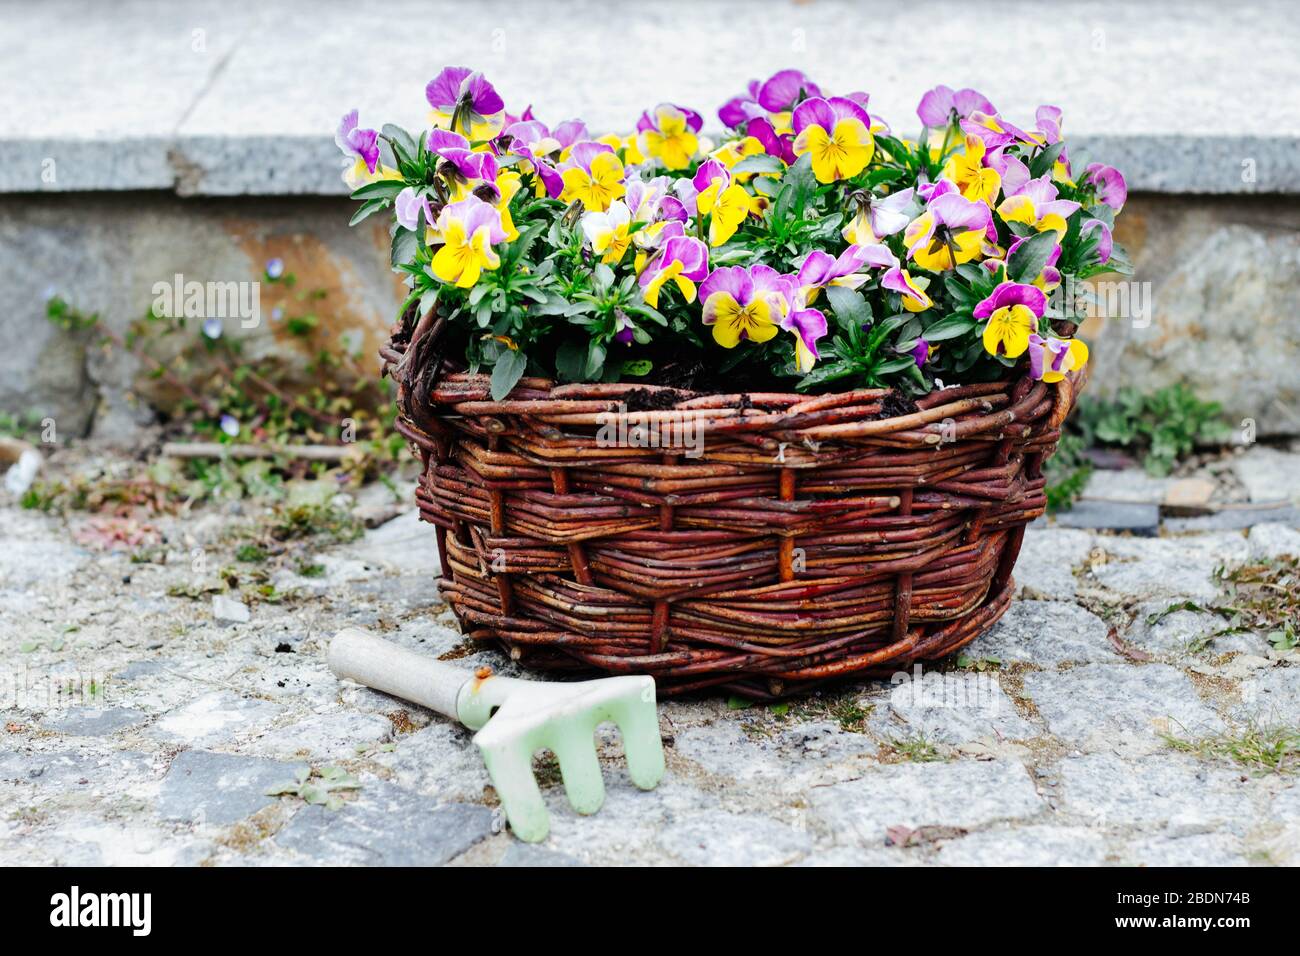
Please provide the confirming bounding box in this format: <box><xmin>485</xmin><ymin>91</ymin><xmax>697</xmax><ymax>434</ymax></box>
<box><xmin>490</xmin><ymin>349</ymin><xmax>527</xmax><ymax>400</ymax></box>
<box><xmin>555</xmin><ymin>339</ymin><xmax>587</xmax><ymax>381</ymax></box>
<box><xmin>795</xmin><ymin>360</ymin><xmax>857</xmax><ymax>391</ymax></box>
<box><xmin>585</xmin><ymin>339</ymin><xmax>607</xmax><ymax>379</ymax></box>
<box><xmin>873</xmin><ymin>356</ymin><xmax>918</xmax><ymax>376</ymax></box>
<box><xmin>390</xmin><ymin>227</ymin><xmax>417</xmax><ymax>268</ymax></box>
<box><xmin>731</xmin><ymin>154</ymin><xmax>785</xmax><ymax>175</ymax></box>
<box><xmin>922</xmin><ymin>314</ymin><xmax>978</xmax><ymax>342</ymax></box>
<box><xmin>1030</xmin><ymin>141</ymin><xmax>1066</xmax><ymax>179</ymax></box>
<box><xmin>1007</xmin><ymin>230</ymin><xmax>1058</xmax><ymax>284</ymax></box>
<box><xmin>860</xmin><ymin>167</ymin><xmax>908</xmax><ymax>190</ymax></box>
<box><xmin>621</xmin><ymin>359</ymin><xmax>653</xmax><ymax>376</ymax></box>
<box><xmin>381</xmin><ymin>124</ymin><xmax>418</xmax><ymax>164</ymax></box>
<box><xmin>351</xmin><ymin>180</ymin><xmax>407</xmax><ymax>201</ymax></box>
<box><xmin>349</xmin><ymin>197</ymin><xmax>389</xmax><ymax>226</ymax></box>
<box><xmin>773</xmin><ymin>153</ymin><xmax>816</xmax><ymax>223</ymax></box>
<box><xmin>824</xmin><ymin>285</ymin><xmax>872</xmax><ymax>331</ymax></box>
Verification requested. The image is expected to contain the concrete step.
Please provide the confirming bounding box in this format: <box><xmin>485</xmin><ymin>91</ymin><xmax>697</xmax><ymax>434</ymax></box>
<box><xmin>2</xmin><ymin>0</ymin><xmax>1298</xmax><ymax>195</ymax></box>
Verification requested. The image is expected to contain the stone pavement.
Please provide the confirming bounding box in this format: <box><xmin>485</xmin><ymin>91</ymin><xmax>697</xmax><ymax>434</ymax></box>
<box><xmin>1</xmin><ymin>445</ymin><xmax>1299</xmax><ymax>866</ymax></box>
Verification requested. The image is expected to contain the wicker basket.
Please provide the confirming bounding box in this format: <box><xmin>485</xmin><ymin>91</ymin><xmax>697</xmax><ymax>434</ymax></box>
<box><xmin>380</xmin><ymin>316</ymin><xmax>1085</xmax><ymax>699</ymax></box>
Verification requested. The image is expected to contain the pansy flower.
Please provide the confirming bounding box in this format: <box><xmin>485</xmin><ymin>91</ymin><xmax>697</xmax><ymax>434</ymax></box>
<box><xmin>916</xmin><ymin>85</ymin><xmax>995</xmax><ymax>129</ymax></box>
<box><xmin>597</xmin><ymin>133</ymin><xmax>647</xmax><ymax>166</ymax></box>
<box><xmin>503</xmin><ymin>119</ymin><xmax>585</xmax><ymax>198</ymax></box>
<box><xmin>1035</xmin><ymin>105</ymin><xmax>1074</xmax><ymax>183</ymax></box>
<box><xmin>997</xmin><ymin>176</ymin><xmax>1080</xmax><ymax>239</ymax></box>
<box><xmin>559</xmin><ymin>142</ymin><xmax>627</xmax><ymax>212</ymax></box>
<box><xmin>792</xmin><ymin>96</ymin><xmax>875</xmax><ymax>184</ymax></box>
<box><xmin>1081</xmin><ymin>218</ymin><xmax>1114</xmax><ymax>265</ymax></box>
<box><xmin>984</xmin><ymin>234</ymin><xmax>1063</xmax><ymax>292</ymax></box>
<box><xmin>987</xmin><ymin>147</ymin><xmax>1031</xmax><ymax>196</ymax></box>
<box><xmin>492</xmin><ymin>168</ymin><xmax>523</xmax><ymax>241</ymax></box>
<box><xmin>1027</xmin><ymin>333</ymin><xmax>1088</xmax><ymax>383</ymax></box>
<box><xmin>692</xmin><ymin>159</ymin><xmax>751</xmax><ymax>246</ymax></box>
<box><xmin>758</xmin><ymin>69</ymin><xmax>822</xmax><ymax>114</ymax></box>
<box><xmin>910</xmin><ymin>337</ymin><xmax>933</xmax><ymax>369</ymax></box>
<box><xmin>843</xmin><ymin>187</ymin><xmax>916</xmax><ymax>245</ymax></box>
<box><xmin>903</xmin><ymin>191</ymin><xmax>994</xmax><ymax>271</ymax></box>
<box><xmin>746</xmin><ymin>116</ymin><xmax>796</xmax><ymax>164</ymax></box>
<box><xmin>335</xmin><ymin>110</ymin><xmax>383</xmax><ymax>189</ymax></box>
<box><xmin>581</xmin><ymin>200</ymin><xmax>635</xmax><ymax>265</ymax></box>
<box><xmin>850</xmin><ymin>242</ymin><xmax>932</xmax><ymax>312</ymax></box>
<box><xmin>942</xmin><ymin>134</ymin><xmax>1002</xmax><ymax>205</ymax></box>
<box><xmin>429</xmin><ymin>196</ymin><xmax>507</xmax><ymax>289</ymax></box>
<box><xmin>699</xmin><ymin>264</ymin><xmax>793</xmax><ymax>348</ymax></box>
<box><xmin>613</xmin><ymin>311</ymin><xmax>638</xmax><ymax>345</ymax></box>
<box><xmin>637</xmin><ymin>104</ymin><xmax>703</xmax><ymax>171</ymax></box>
<box><xmin>796</xmin><ymin>245</ymin><xmax>873</xmax><ymax>303</ymax></box>
<box><xmin>973</xmin><ymin>281</ymin><xmax>1046</xmax><ymax>358</ymax></box>
<box><xmin>394</xmin><ymin>187</ymin><xmax>436</xmax><ymax>232</ymax></box>
<box><xmin>710</xmin><ymin>136</ymin><xmax>768</xmax><ymax>176</ymax></box>
<box><xmin>785</xmin><ymin>303</ymin><xmax>828</xmax><ymax>372</ymax></box>
<box><xmin>961</xmin><ymin>111</ymin><xmax>1044</xmax><ymax>150</ymax></box>
<box><xmin>428</xmin><ymin>128</ymin><xmax>500</xmax><ymax>200</ymax></box>
<box><xmin>638</xmin><ymin>235</ymin><xmax>709</xmax><ymax>308</ymax></box>
<box><xmin>1083</xmin><ymin>163</ymin><xmax>1128</xmax><ymax>211</ymax></box>
<box><xmin>426</xmin><ymin>67</ymin><xmax>506</xmax><ymax>140</ymax></box>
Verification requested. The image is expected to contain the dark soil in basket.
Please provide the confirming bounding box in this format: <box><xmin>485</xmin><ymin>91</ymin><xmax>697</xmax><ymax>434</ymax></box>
<box><xmin>624</xmin><ymin>388</ymin><xmax>689</xmax><ymax>412</ymax></box>
<box><xmin>642</xmin><ymin>358</ymin><xmax>708</xmax><ymax>391</ymax></box>
<box><xmin>874</xmin><ymin>391</ymin><xmax>920</xmax><ymax>420</ymax></box>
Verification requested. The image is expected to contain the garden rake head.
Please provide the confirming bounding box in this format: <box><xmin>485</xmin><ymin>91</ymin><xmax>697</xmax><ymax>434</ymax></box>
<box><xmin>328</xmin><ymin>628</ymin><xmax>665</xmax><ymax>843</ymax></box>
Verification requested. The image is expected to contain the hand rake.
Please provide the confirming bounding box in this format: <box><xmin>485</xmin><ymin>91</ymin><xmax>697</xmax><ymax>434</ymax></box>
<box><xmin>328</xmin><ymin>628</ymin><xmax>665</xmax><ymax>843</ymax></box>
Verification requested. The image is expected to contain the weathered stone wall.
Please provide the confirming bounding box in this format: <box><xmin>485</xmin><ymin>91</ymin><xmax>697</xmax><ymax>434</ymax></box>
<box><xmin>2</xmin><ymin>192</ymin><xmax>1298</xmax><ymax>438</ymax></box>
<box><xmin>0</xmin><ymin>194</ymin><xmax>399</xmax><ymax>439</ymax></box>
<box><xmin>1089</xmin><ymin>194</ymin><xmax>1300</xmax><ymax>435</ymax></box>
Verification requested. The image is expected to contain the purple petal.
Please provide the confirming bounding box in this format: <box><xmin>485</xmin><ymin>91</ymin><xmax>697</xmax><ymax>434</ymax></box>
<box><xmin>988</xmin><ymin>148</ymin><xmax>1031</xmax><ymax>195</ymax></box>
<box><xmin>1026</xmin><ymin>334</ymin><xmax>1046</xmax><ymax>380</ymax></box>
<box><xmin>553</xmin><ymin>119</ymin><xmax>589</xmax><ymax>149</ymax></box>
<box><xmin>561</xmin><ymin>140</ymin><xmax>615</xmax><ymax>173</ymax></box>
<box><xmin>930</xmin><ymin>192</ymin><xmax>993</xmax><ymax>234</ymax></box>
<box><xmin>444</xmin><ymin>196</ymin><xmax>507</xmax><ymax>245</ymax></box>
<box><xmin>335</xmin><ymin>109</ymin><xmax>359</xmax><ymax>152</ymax></box>
<box><xmin>910</xmin><ymin>337</ymin><xmax>930</xmax><ymax>368</ymax></box>
<box><xmin>1035</xmin><ymin>105</ymin><xmax>1064</xmax><ymax>144</ymax></box>
<box><xmin>1081</xmin><ymin>218</ymin><xmax>1113</xmax><ymax>263</ymax></box>
<box><xmin>657</xmin><ymin>195</ymin><xmax>690</xmax><ymax>223</ymax></box>
<box><xmin>797</xmin><ymin>251</ymin><xmax>836</xmax><ymax>288</ymax></box>
<box><xmin>699</xmin><ymin>264</ymin><xmax>751</xmax><ymax>305</ymax></box>
<box><xmin>827</xmin><ymin>96</ymin><xmax>871</xmax><ymax>129</ymax></box>
<box><xmin>1085</xmin><ymin>163</ymin><xmax>1128</xmax><ymax>210</ymax></box>
<box><xmin>426</xmin><ymin>66</ymin><xmax>473</xmax><ymax>111</ymax></box>
<box><xmin>859</xmin><ymin>243</ymin><xmax>901</xmax><ymax>271</ymax></box>
<box><xmin>916</xmin><ymin>85</ymin><xmax>955</xmax><ymax>128</ymax></box>
<box><xmin>394</xmin><ymin>188</ymin><xmax>431</xmax><ymax>230</ymax></box>
<box><xmin>952</xmin><ymin>89</ymin><xmax>995</xmax><ymax>119</ymax></box>
<box><xmin>758</xmin><ymin>69</ymin><xmax>820</xmax><ymax>112</ymax></box>
<box><xmin>503</xmin><ymin>120</ymin><xmax>551</xmax><ymax>152</ymax></box>
<box><xmin>746</xmin><ymin>117</ymin><xmax>795</xmax><ymax>163</ymax></box>
<box><xmin>463</xmin><ymin>72</ymin><xmax>504</xmax><ymax>116</ymax></box>
<box><xmin>428</xmin><ymin>128</ymin><xmax>471</xmax><ymax>154</ymax></box>
<box><xmin>532</xmin><ymin>159</ymin><xmax>564</xmax><ymax>198</ymax></box>
<box><xmin>692</xmin><ymin>158</ymin><xmax>729</xmax><ymax>194</ymax></box>
<box><xmin>783</xmin><ymin>307</ymin><xmax>828</xmax><ymax>358</ymax></box>
<box><xmin>791</xmin><ymin>97</ymin><xmax>836</xmax><ymax>135</ymax></box>
<box><xmin>974</xmin><ymin>281</ymin><xmax>1047</xmax><ymax>320</ymax></box>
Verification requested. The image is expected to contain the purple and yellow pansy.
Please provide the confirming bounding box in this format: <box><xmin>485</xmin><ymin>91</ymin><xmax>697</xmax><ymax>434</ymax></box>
<box><xmin>343</xmin><ymin>66</ymin><xmax>1118</xmax><ymax>396</ymax></box>
<box><xmin>792</xmin><ymin>96</ymin><xmax>875</xmax><ymax>184</ymax></box>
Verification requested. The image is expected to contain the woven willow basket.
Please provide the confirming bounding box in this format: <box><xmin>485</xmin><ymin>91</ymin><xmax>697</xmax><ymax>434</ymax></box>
<box><xmin>381</xmin><ymin>315</ymin><xmax>1085</xmax><ymax>699</ymax></box>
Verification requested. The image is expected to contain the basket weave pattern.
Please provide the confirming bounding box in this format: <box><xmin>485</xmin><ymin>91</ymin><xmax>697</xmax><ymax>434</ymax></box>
<box><xmin>382</xmin><ymin>326</ymin><xmax>1083</xmax><ymax>699</ymax></box>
